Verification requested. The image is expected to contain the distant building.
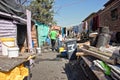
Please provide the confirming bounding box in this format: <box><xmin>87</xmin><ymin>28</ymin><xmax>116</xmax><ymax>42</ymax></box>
<box><xmin>82</xmin><ymin>12</ymin><xmax>98</xmax><ymax>33</ymax></box>
<box><xmin>82</xmin><ymin>0</ymin><xmax>120</xmax><ymax>43</ymax></box>
<box><xmin>99</xmin><ymin>0</ymin><xmax>120</xmax><ymax>32</ymax></box>
<box><xmin>82</xmin><ymin>0</ymin><xmax>120</xmax><ymax>32</ymax></box>
<box><xmin>51</xmin><ymin>25</ymin><xmax>61</xmax><ymax>31</ymax></box>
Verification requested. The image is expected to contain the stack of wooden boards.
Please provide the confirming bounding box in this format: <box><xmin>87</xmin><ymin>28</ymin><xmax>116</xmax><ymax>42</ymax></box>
<box><xmin>93</xmin><ymin>59</ymin><xmax>120</xmax><ymax>80</ymax></box>
<box><xmin>77</xmin><ymin>44</ymin><xmax>120</xmax><ymax>79</ymax></box>
<box><xmin>78</xmin><ymin>44</ymin><xmax>120</xmax><ymax>65</ymax></box>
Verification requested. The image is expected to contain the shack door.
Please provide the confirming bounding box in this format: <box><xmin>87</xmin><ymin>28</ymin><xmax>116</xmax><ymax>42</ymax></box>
<box><xmin>36</xmin><ymin>23</ymin><xmax>49</xmax><ymax>47</ymax></box>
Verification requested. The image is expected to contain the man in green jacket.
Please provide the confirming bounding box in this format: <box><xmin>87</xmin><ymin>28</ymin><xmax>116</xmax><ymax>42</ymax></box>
<box><xmin>49</xmin><ymin>29</ymin><xmax>58</xmax><ymax>51</ymax></box>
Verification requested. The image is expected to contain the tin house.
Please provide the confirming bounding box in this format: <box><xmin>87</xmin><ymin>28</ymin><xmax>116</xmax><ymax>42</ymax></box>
<box><xmin>35</xmin><ymin>21</ymin><xmax>50</xmax><ymax>47</ymax></box>
<box><xmin>0</xmin><ymin>0</ymin><xmax>29</xmax><ymax>54</ymax></box>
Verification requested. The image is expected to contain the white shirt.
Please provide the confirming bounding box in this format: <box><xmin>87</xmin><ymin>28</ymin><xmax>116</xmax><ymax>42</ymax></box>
<box><xmin>59</xmin><ymin>34</ymin><xmax>63</xmax><ymax>41</ymax></box>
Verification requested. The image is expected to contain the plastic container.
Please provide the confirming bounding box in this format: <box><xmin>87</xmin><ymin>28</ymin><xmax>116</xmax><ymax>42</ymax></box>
<box><xmin>96</xmin><ymin>33</ymin><xmax>110</xmax><ymax>48</ymax></box>
<box><xmin>36</xmin><ymin>47</ymin><xmax>41</xmax><ymax>54</ymax></box>
<box><xmin>0</xmin><ymin>38</ymin><xmax>15</xmax><ymax>56</ymax></box>
<box><xmin>0</xmin><ymin>38</ymin><xmax>15</xmax><ymax>42</ymax></box>
<box><xmin>65</xmin><ymin>39</ymin><xmax>77</xmax><ymax>60</ymax></box>
<box><xmin>59</xmin><ymin>47</ymin><xmax>64</xmax><ymax>53</ymax></box>
<box><xmin>8</xmin><ymin>47</ymin><xmax>19</xmax><ymax>58</ymax></box>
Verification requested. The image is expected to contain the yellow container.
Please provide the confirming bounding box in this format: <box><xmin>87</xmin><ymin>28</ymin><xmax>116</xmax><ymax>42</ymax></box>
<box><xmin>0</xmin><ymin>38</ymin><xmax>15</xmax><ymax>42</ymax></box>
<box><xmin>59</xmin><ymin>47</ymin><xmax>64</xmax><ymax>53</ymax></box>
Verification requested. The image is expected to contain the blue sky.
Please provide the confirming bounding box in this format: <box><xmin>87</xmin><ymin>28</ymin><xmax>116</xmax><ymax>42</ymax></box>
<box><xmin>53</xmin><ymin>0</ymin><xmax>108</xmax><ymax>27</ymax></box>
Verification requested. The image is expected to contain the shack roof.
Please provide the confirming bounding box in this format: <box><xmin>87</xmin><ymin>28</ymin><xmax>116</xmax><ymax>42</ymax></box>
<box><xmin>0</xmin><ymin>0</ymin><xmax>27</xmax><ymax>24</ymax></box>
<box><xmin>82</xmin><ymin>12</ymin><xmax>96</xmax><ymax>22</ymax></box>
<box><xmin>104</xmin><ymin>0</ymin><xmax>115</xmax><ymax>7</ymax></box>
<box><xmin>0</xmin><ymin>0</ymin><xmax>26</xmax><ymax>18</ymax></box>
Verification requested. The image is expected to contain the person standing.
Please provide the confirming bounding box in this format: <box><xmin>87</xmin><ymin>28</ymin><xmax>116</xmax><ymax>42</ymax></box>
<box><xmin>49</xmin><ymin>29</ymin><xmax>58</xmax><ymax>51</ymax></box>
<box><xmin>57</xmin><ymin>31</ymin><xmax>64</xmax><ymax>50</ymax></box>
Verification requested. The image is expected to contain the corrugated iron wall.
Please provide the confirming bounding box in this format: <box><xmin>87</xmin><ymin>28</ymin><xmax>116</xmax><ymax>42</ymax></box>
<box><xmin>0</xmin><ymin>19</ymin><xmax>17</xmax><ymax>54</ymax></box>
<box><xmin>36</xmin><ymin>22</ymin><xmax>49</xmax><ymax>47</ymax></box>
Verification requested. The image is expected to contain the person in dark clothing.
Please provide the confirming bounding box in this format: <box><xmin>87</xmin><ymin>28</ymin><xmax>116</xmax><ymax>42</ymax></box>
<box><xmin>49</xmin><ymin>29</ymin><xmax>58</xmax><ymax>51</ymax></box>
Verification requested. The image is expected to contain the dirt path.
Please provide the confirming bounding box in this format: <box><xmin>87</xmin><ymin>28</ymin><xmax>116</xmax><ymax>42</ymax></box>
<box><xmin>31</xmin><ymin>50</ymin><xmax>69</xmax><ymax>80</ymax></box>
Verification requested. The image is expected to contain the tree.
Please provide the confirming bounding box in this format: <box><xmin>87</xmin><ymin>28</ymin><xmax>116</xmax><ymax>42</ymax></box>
<box><xmin>27</xmin><ymin>0</ymin><xmax>55</xmax><ymax>25</ymax></box>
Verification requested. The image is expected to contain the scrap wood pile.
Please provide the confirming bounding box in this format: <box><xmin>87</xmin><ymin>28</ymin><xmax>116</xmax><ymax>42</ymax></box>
<box><xmin>66</xmin><ymin>60</ymin><xmax>99</xmax><ymax>80</ymax></box>
<box><xmin>77</xmin><ymin>43</ymin><xmax>120</xmax><ymax>79</ymax></box>
<box><xmin>78</xmin><ymin>44</ymin><xmax>120</xmax><ymax>65</ymax></box>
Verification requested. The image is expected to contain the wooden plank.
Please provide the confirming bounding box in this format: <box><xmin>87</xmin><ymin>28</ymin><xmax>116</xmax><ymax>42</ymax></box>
<box><xmin>79</xmin><ymin>48</ymin><xmax>116</xmax><ymax>64</ymax></box>
<box><xmin>108</xmin><ymin>64</ymin><xmax>120</xmax><ymax>75</ymax></box>
<box><xmin>0</xmin><ymin>53</ymin><xmax>36</xmax><ymax>72</ymax></box>
<box><xmin>26</xmin><ymin>10</ymin><xmax>32</xmax><ymax>49</ymax></box>
<box><xmin>0</xmin><ymin>58</ymin><xmax>25</xmax><ymax>72</ymax></box>
<box><xmin>81</xmin><ymin>56</ymin><xmax>111</xmax><ymax>80</ymax></box>
<box><xmin>83</xmin><ymin>44</ymin><xmax>113</xmax><ymax>57</ymax></box>
<box><xmin>111</xmin><ymin>70</ymin><xmax>120</xmax><ymax>80</ymax></box>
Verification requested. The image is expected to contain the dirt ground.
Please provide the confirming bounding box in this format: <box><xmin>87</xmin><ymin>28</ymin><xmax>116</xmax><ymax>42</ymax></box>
<box><xmin>31</xmin><ymin>49</ymin><xmax>69</xmax><ymax>80</ymax></box>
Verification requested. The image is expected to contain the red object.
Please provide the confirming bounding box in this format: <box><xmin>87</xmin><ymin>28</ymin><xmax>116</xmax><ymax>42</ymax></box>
<box><xmin>51</xmin><ymin>26</ymin><xmax>61</xmax><ymax>30</ymax></box>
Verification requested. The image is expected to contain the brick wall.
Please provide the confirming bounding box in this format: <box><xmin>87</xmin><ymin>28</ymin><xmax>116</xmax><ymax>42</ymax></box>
<box><xmin>99</xmin><ymin>0</ymin><xmax>120</xmax><ymax>32</ymax></box>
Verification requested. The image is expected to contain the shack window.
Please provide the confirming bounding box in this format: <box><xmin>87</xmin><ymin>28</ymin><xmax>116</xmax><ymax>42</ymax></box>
<box><xmin>111</xmin><ymin>8</ymin><xmax>118</xmax><ymax>21</ymax></box>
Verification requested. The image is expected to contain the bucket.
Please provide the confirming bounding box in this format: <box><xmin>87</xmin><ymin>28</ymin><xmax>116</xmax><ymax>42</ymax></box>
<box><xmin>8</xmin><ymin>47</ymin><xmax>19</xmax><ymax>58</ymax></box>
<box><xmin>36</xmin><ymin>47</ymin><xmax>41</xmax><ymax>54</ymax></box>
<box><xmin>59</xmin><ymin>47</ymin><xmax>64</xmax><ymax>53</ymax></box>
<box><xmin>0</xmin><ymin>38</ymin><xmax>15</xmax><ymax>56</ymax></box>
<box><xmin>96</xmin><ymin>33</ymin><xmax>110</xmax><ymax>48</ymax></box>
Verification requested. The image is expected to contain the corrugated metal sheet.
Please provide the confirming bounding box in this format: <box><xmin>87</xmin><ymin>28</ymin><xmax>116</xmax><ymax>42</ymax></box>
<box><xmin>35</xmin><ymin>22</ymin><xmax>49</xmax><ymax>47</ymax></box>
<box><xmin>0</xmin><ymin>19</ymin><xmax>17</xmax><ymax>54</ymax></box>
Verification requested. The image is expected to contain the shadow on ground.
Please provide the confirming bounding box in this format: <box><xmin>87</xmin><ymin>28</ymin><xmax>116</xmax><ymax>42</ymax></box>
<box><xmin>34</xmin><ymin>57</ymin><xmax>63</xmax><ymax>64</ymax></box>
<box><xmin>63</xmin><ymin>60</ymin><xmax>88</xmax><ymax>80</ymax></box>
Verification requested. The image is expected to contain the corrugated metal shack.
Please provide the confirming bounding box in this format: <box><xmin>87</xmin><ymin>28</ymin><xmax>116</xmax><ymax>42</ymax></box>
<box><xmin>0</xmin><ymin>0</ymin><xmax>27</xmax><ymax>53</ymax></box>
<box><xmin>35</xmin><ymin>21</ymin><xmax>50</xmax><ymax>47</ymax></box>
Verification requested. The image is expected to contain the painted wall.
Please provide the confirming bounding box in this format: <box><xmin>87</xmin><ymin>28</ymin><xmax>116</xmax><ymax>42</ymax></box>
<box><xmin>35</xmin><ymin>22</ymin><xmax>49</xmax><ymax>47</ymax></box>
<box><xmin>99</xmin><ymin>0</ymin><xmax>120</xmax><ymax>32</ymax></box>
